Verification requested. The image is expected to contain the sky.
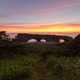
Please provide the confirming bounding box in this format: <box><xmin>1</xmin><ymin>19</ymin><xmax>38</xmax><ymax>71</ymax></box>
<box><xmin>0</xmin><ymin>0</ymin><xmax>80</xmax><ymax>34</ymax></box>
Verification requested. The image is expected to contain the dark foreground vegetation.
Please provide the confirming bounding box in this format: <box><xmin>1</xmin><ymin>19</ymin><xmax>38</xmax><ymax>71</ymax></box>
<box><xmin>0</xmin><ymin>31</ymin><xmax>80</xmax><ymax>80</ymax></box>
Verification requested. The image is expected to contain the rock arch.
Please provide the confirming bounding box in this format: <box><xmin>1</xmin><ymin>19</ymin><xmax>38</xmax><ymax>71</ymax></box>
<box><xmin>15</xmin><ymin>33</ymin><xmax>73</xmax><ymax>43</ymax></box>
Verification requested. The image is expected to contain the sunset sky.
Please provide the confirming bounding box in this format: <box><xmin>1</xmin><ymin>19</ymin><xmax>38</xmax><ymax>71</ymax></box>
<box><xmin>0</xmin><ymin>0</ymin><xmax>80</xmax><ymax>34</ymax></box>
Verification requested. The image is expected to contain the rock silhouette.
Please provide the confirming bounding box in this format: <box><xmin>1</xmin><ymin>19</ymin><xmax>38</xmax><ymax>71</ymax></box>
<box><xmin>15</xmin><ymin>33</ymin><xmax>73</xmax><ymax>43</ymax></box>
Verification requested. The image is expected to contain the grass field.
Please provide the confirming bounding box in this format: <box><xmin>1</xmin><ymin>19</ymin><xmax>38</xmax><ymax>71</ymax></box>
<box><xmin>0</xmin><ymin>43</ymin><xmax>80</xmax><ymax>80</ymax></box>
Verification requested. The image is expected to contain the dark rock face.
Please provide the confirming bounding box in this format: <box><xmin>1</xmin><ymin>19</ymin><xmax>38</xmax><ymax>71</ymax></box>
<box><xmin>14</xmin><ymin>33</ymin><xmax>73</xmax><ymax>43</ymax></box>
<box><xmin>74</xmin><ymin>34</ymin><xmax>80</xmax><ymax>44</ymax></box>
<box><xmin>69</xmin><ymin>34</ymin><xmax>80</xmax><ymax>46</ymax></box>
<box><xmin>68</xmin><ymin>34</ymin><xmax>80</xmax><ymax>55</ymax></box>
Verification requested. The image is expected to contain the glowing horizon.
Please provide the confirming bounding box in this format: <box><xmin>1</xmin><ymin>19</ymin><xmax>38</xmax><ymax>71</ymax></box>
<box><xmin>0</xmin><ymin>24</ymin><xmax>80</xmax><ymax>34</ymax></box>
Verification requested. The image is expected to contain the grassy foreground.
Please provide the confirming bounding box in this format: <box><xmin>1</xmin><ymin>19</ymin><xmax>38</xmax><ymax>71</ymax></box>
<box><xmin>0</xmin><ymin>43</ymin><xmax>80</xmax><ymax>80</ymax></box>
